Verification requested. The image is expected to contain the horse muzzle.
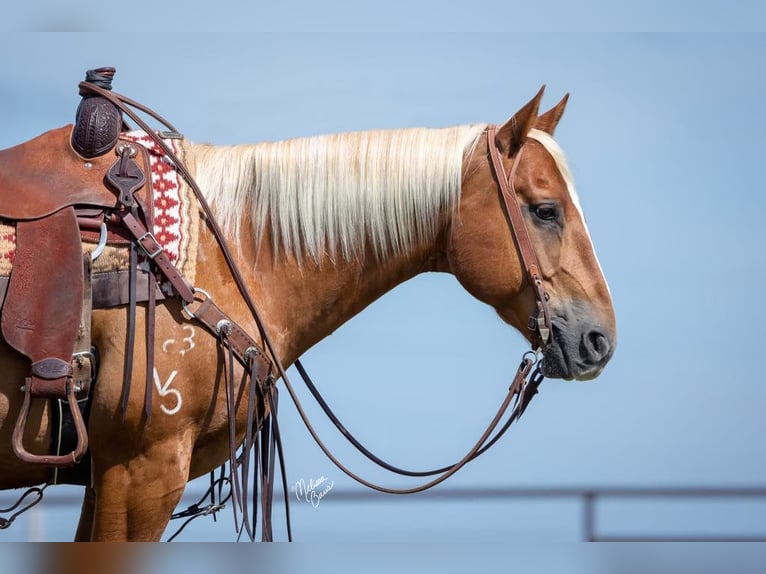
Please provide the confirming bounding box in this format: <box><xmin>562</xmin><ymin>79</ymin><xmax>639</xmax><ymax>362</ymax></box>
<box><xmin>540</xmin><ymin>301</ymin><xmax>616</xmax><ymax>381</ymax></box>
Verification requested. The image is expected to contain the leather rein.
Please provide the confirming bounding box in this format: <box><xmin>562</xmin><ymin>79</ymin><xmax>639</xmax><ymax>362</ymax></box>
<box><xmin>76</xmin><ymin>81</ymin><xmax>553</xmax><ymax>537</ymax></box>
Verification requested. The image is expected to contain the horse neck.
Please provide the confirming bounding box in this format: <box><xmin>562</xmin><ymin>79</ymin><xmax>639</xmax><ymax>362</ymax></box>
<box><xmin>187</xmin><ymin>136</ymin><xmax>456</xmax><ymax>364</ymax></box>
<box><xmin>248</xmin><ymin>236</ymin><xmax>444</xmax><ymax>365</ymax></box>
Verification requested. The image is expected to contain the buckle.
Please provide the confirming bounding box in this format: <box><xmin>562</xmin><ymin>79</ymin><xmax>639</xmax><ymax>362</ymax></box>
<box><xmin>72</xmin><ymin>351</ymin><xmax>97</xmax><ymax>396</ymax></box>
<box><xmin>137</xmin><ymin>231</ymin><xmax>163</xmax><ymax>259</ymax></box>
<box><xmin>536</xmin><ymin>315</ymin><xmax>550</xmax><ymax>345</ymax></box>
<box><xmin>181</xmin><ymin>288</ymin><xmax>211</xmax><ymax>320</ymax></box>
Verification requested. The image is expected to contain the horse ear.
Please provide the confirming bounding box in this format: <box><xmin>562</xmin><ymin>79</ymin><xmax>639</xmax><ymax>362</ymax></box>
<box><xmin>495</xmin><ymin>85</ymin><xmax>545</xmax><ymax>156</ymax></box>
<box><xmin>536</xmin><ymin>93</ymin><xmax>569</xmax><ymax>136</ymax></box>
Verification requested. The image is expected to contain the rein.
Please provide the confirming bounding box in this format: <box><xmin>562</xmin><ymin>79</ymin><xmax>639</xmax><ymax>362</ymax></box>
<box><xmin>73</xmin><ymin>82</ymin><xmax>553</xmax><ymax>538</ymax></box>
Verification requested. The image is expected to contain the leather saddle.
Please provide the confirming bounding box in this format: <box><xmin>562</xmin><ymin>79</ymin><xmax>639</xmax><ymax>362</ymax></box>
<box><xmin>0</xmin><ymin>126</ymin><xmax>123</xmax><ymax>220</ymax></box>
<box><xmin>1</xmin><ymin>104</ymin><xmax>150</xmax><ymax>467</ymax></box>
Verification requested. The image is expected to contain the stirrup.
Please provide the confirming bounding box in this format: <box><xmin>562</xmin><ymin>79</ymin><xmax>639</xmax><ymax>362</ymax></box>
<box><xmin>12</xmin><ymin>379</ymin><xmax>88</xmax><ymax>467</ymax></box>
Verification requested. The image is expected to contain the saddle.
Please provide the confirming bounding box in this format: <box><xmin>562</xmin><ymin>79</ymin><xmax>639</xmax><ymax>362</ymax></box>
<box><xmin>1</xmin><ymin>69</ymin><xmax>273</xmax><ymax>510</ymax></box>
<box><xmin>0</xmin><ymin>69</ymin><xmax>155</xmax><ymax>467</ymax></box>
<box><xmin>0</xmin><ymin>69</ymin><xmax>282</xmax><ymax>540</ymax></box>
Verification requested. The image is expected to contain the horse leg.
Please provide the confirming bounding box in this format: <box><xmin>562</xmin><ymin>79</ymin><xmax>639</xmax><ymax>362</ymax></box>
<box><xmin>89</xmin><ymin>432</ymin><xmax>194</xmax><ymax>541</ymax></box>
<box><xmin>74</xmin><ymin>486</ymin><xmax>95</xmax><ymax>541</ymax></box>
<box><xmin>85</xmin><ymin>304</ymin><xmax>216</xmax><ymax>540</ymax></box>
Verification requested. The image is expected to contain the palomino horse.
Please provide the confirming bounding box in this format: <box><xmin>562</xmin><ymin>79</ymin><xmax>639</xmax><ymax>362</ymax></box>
<box><xmin>0</xmin><ymin>87</ymin><xmax>615</xmax><ymax>541</ymax></box>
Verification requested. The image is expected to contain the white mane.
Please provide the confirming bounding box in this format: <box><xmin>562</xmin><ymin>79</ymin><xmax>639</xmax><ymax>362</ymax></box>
<box><xmin>190</xmin><ymin>124</ymin><xmax>486</xmax><ymax>262</ymax></box>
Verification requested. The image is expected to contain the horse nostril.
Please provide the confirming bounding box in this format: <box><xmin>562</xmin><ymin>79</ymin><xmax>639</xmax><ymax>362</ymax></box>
<box><xmin>584</xmin><ymin>329</ymin><xmax>610</xmax><ymax>363</ymax></box>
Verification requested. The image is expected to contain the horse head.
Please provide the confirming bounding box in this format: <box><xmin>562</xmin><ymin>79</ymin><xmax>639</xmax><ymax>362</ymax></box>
<box><xmin>448</xmin><ymin>87</ymin><xmax>616</xmax><ymax>380</ymax></box>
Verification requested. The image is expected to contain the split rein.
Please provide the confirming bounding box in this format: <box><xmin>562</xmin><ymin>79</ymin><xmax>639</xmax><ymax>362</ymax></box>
<box><xmin>44</xmin><ymin>84</ymin><xmax>551</xmax><ymax>539</ymax></box>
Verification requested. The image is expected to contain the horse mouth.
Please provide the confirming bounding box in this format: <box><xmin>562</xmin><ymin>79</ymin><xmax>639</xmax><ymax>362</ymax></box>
<box><xmin>540</xmin><ymin>318</ymin><xmax>608</xmax><ymax>382</ymax></box>
<box><xmin>541</xmin><ymin>336</ymin><xmax>574</xmax><ymax>380</ymax></box>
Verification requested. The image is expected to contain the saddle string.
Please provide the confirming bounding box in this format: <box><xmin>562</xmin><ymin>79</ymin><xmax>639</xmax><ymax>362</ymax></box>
<box><xmin>259</xmin><ymin>390</ymin><xmax>275</xmax><ymax>541</ymax></box>
<box><xmin>143</xmin><ymin>197</ymin><xmax>158</xmax><ymax>421</ymax></box>
<box><xmin>213</xmin><ymin>325</ymin><xmax>290</xmax><ymax>542</ymax></box>
<box><xmin>263</xmin><ymin>382</ymin><xmax>293</xmax><ymax>539</ymax></box>
<box><xmin>221</xmin><ymin>331</ymin><xmax>244</xmax><ymax>534</ymax></box>
<box><xmin>239</xmin><ymin>355</ymin><xmax>259</xmax><ymax>540</ymax></box>
<box><xmin>120</xmin><ymin>242</ymin><xmax>138</xmax><ymax>420</ymax></box>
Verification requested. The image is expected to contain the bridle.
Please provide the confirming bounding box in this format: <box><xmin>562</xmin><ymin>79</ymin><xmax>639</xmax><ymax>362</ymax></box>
<box><xmin>486</xmin><ymin>124</ymin><xmax>553</xmax><ymax>351</ymax></box>
<box><xmin>67</xmin><ymin>81</ymin><xmax>555</xmax><ymax>540</ymax></box>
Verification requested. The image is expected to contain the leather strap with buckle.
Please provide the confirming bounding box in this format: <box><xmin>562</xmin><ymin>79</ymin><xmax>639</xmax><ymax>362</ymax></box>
<box><xmin>486</xmin><ymin>125</ymin><xmax>552</xmax><ymax>350</ymax></box>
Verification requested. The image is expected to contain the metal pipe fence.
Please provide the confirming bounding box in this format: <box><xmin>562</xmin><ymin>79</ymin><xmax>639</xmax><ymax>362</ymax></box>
<box><xmin>6</xmin><ymin>485</ymin><xmax>766</xmax><ymax>541</ymax></box>
<box><xmin>323</xmin><ymin>486</ymin><xmax>766</xmax><ymax>541</ymax></box>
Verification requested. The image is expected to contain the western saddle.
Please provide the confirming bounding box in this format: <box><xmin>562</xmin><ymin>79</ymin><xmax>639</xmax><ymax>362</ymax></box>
<box><xmin>1</xmin><ymin>68</ymin><xmax>282</xmax><ymax>540</ymax></box>
<box><xmin>0</xmin><ymin>68</ymin><xmax>194</xmax><ymax>468</ymax></box>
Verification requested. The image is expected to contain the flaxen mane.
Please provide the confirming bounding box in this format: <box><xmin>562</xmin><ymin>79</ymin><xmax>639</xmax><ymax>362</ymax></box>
<box><xmin>191</xmin><ymin>125</ymin><xmax>487</xmax><ymax>262</ymax></box>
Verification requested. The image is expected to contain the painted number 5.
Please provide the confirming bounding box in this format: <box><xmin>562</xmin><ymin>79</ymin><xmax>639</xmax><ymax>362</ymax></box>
<box><xmin>153</xmin><ymin>368</ymin><xmax>182</xmax><ymax>415</ymax></box>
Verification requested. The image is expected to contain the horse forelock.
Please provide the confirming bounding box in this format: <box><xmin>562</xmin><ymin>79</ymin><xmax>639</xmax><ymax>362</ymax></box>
<box><xmin>190</xmin><ymin>124</ymin><xmax>487</xmax><ymax>263</ymax></box>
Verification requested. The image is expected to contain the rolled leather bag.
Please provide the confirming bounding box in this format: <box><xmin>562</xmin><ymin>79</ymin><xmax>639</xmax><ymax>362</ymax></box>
<box><xmin>71</xmin><ymin>67</ymin><xmax>123</xmax><ymax>159</ymax></box>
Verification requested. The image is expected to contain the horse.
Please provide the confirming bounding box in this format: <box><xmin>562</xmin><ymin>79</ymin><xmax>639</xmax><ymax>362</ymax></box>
<box><xmin>0</xmin><ymin>86</ymin><xmax>615</xmax><ymax>541</ymax></box>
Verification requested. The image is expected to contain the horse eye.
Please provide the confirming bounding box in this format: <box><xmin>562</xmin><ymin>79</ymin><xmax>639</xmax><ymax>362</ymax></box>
<box><xmin>533</xmin><ymin>204</ymin><xmax>559</xmax><ymax>222</ymax></box>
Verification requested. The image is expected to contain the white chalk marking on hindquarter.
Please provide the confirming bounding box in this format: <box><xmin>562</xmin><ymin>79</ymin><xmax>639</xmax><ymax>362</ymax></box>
<box><xmin>153</xmin><ymin>368</ymin><xmax>182</xmax><ymax>415</ymax></box>
<box><xmin>161</xmin><ymin>325</ymin><xmax>197</xmax><ymax>356</ymax></box>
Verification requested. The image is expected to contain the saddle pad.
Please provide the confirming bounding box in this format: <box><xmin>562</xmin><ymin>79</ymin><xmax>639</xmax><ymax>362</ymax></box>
<box><xmin>0</xmin><ymin>131</ymin><xmax>200</xmax><ymax>285</ymax></box>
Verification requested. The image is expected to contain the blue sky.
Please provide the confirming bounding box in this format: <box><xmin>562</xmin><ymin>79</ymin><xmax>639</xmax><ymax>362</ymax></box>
<box><xmin>4</xmin><ymin>2</ymin><xmax>765</xmax><ymax>32</ymax></box>
<box><xmin>1</xmin><ymin>24</ymin><xmax>766</xmax><ymax>561</ymax></box>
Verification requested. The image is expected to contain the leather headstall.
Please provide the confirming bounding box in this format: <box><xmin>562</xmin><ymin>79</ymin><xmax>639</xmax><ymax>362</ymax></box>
<box><xmin>486</xmin><ymin>125</ymin><xmax>552</xmax><ymax>352</ymax></box>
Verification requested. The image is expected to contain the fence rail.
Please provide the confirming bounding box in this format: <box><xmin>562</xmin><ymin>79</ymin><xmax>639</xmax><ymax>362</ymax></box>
<box><xmin>7</xmin><ymin>485</ymin><xmax>766</xmax><ymax>541</ymax></box>
<box><xmin>323</xmin><ymin>486</ymin><xmax>766</xmax><ymax>541</ymax></box>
